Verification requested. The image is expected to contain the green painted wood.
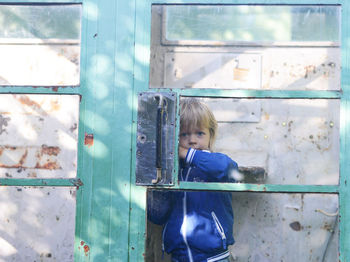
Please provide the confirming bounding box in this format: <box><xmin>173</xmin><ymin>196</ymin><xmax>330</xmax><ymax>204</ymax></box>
<box><xmin>129</xmin><ymin>1</ymin><xmax>153</xmax><ymax>261</ymax></box>
<box><xmin>339</xmin><ymin>1</ymin><xmax>350</xmax><ymax>261</ymax></box>
<box><xmin>74</xmin><ymin>0</ymin><xmax>97</xmax><ymax>259</ymax></box>
<box><xmin>0</xmin><ymin>87</ymin><xmax>80</xmax><ymax>94</ymax></box>
<box><xmin>2</xmin><ymin>0</ymin><xmax>82</xmax><ymax>2</ymax></box>
<box><xmin>148</xmin><ymin>88</ymin><xmax>342</xmax><ymax>99</ymax></box>
<box><xmin>108</xmin><ymin>1</ymin><xmax>136</xmax><ymax>260</ymax></box>
<box><xmin>3</xmin><ymin>0</ymin><xmax>342</xmax><ymax>3</ymax></box>
<box><xmin>75</xmin><ymin>1</ymin><xmax>136</xmax><ymax>261</ymax></box>
<box><xmin>176</xmin><ymin>89</ymin><xmax>342</xmax><ymax>99</ymax></box>
<box><xmin>339</xmin><ymin>99</ymin><xmax>350</xmax><ymax>262</ymax></box>
<box><xmin>150</xmin><ymin>0</ymin><xmax>343</xmax><ymax>4</ymax></box>
<box><xmin>128</xmin><ymin>185</ymin><xmax>147</xmax><ymax>262</ymax></box>
<box><xmin>171</xmin><ymin>182</ymin><xmax>339</xmax><ymax>193</ymax></box>
<box><xmin>0</xmin><ymin>178</ymin><xmax>82</xmax><ymax>187</ymax></box>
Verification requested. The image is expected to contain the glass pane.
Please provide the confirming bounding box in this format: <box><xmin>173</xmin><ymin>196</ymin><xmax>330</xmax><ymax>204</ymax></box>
<box><xmin>165</xmin><ymin>5</ymin><xmax>340</xmax><ymax>43</ymax></box>
<box><xmin>0</xmin><ymin>187</ymin><xmax>76</xmax><ymax>261</ymax></box>
<box><xmin>0</xmin><ymin>5</ymin><xmax>81</xmax><ymax>86</ymax></box>
<box><xmin>0</xmin><ymin>4</ymin><xmax>81</xmax><ymax>40</ymax></box>
<box><xmin>0</xmin><ymin>94</ymin><xmax>80</xmax><ymax>179</ymax></box>
<box><xmin>146</xmin><ymin>190</ymin><xmax>338</xmax><ymax>262</ymax></box>
<box><xmin>150</xmin><ymin>5</ymin><xmax>341</xmax><ymax>90</ymax></box>
<box><xmin>178</xmin><ymin>97</ymin><xmax>339</xmax><ymax>185</ymax></box>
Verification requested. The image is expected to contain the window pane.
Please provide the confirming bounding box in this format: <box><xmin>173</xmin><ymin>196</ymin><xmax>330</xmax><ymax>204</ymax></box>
<box><xmin>165</xmin><ymin>5</ymin><xmax>340</xmax><ymax>43</ymax></box>
<box><xmin>146</xmin><ymin>190</ymin><xmax>338</xmax><ymax>261</ymax></box>
<box><xmin>0</xmin><ymin>4</ymin><xmax>81</xmax><ymax>40</ymax></box>
<box><xmin>179</xmin><ymin>97</ymin><xmax>339</xmax><ymax>185</ymax></box>
<box><xmin>0</xmin><ymin>4</ymin><xmax>81</xmax><ymax>86</ymax></box>
<box><xmin>150</xmin><ymin>5</ymin><xmax>341</xmax><ymax>90</ymax></box>
<box><xmin>0</xmin><ymin>187</ymin><xmax>76</xmax><ymax>261</ymax></box>
<box><xmin>0</xmin><ymin>94</ymin><xmax>80</xmax><ymax>179</ymax></box>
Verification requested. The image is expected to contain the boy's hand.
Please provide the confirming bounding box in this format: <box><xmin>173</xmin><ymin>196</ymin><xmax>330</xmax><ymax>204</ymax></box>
<box><xmin>178</xmin><ymin>146</ymin><xmax>188</xmax><ymax>159</ymax></box>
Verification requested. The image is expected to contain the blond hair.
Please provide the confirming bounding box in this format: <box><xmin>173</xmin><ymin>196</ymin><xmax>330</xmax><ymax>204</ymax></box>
<box><xmin>180</xmin><ymin>98</ymin><xmax>218</xmax><ymax>150</ymax></box>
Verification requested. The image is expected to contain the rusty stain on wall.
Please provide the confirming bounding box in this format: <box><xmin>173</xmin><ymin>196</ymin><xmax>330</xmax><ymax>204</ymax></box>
<box><xmin>40</xmin><ymin>145</ymin><xmax>60</xmax><ymax>156</ymax></box>
<box><xmin>84</xmin><ymin>133</ymin><xmax>94</xmax><ymax>147</ymax></box>
<box><xmin>233</xmin><ymin>67</ymin><xmax>250</xmax><ymax>81</ymax></box>
<box><xmin>84</xmin><ymin>245</ymin><xmax>90</xmax><ymax>256</ymax></box>
<box><xmin>79</xmin><ymin>241</ymin><xmax>90</xmax><ymax>256</ymax></box>
<box><xmin>35</xmin><ymin>145</ymin><xmax>61</xmax><ymax>170</ymax></box>
<box><xmin>50</xmin><ymin>99</ymin><xmax>61</xmax><ymax>111</ymax></box>
<box><xmin>15</xmin><ymin>94</ymin><xmax>64</xmax><ymax>114</ymax></box>
<box><xmin>16</xmin><ymin>95</ymin><xmax>47</xmax><ymax>115</ymax></box>
<box><xmin>0</xmin><ymin>94</ymin><xmax>79</xmax><ymax>178</ymax></box>
<box><xmin>0</xmin><ymin>145</ymin><xmax>61</xmax><ymax>170</ymax></box>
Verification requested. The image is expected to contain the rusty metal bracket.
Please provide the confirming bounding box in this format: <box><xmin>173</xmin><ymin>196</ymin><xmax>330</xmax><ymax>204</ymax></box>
<box><xmin>70</xmin><ymin>178</ymin><xmax>84</xmax><ymax>187</ymax></box>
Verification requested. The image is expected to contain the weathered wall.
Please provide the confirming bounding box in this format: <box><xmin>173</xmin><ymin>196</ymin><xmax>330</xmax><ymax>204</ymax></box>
<box><xmin>0</xmin><ymin>95</ymin><xmax>79</xmax><ymax>261</ymax></box>
<box><xmin>0</xmin><ymin>187</ymin><xmax>76</xmax><ymax>261</ymax></box>
<box><xmin>0</xmin><ymin>95</ymin><xmax>79</xmax><ymax>179</ymax></box>
<box><xmin>211</xmin><ymin>98</ymin><xmax>339</xmax><ymax>185</ymax></box>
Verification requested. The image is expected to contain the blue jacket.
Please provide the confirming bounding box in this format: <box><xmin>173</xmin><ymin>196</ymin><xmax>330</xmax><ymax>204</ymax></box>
<box><xmin>148</xmin><ymin>148</ymin><xmax>238</xmax><ymax>262</ymax></box>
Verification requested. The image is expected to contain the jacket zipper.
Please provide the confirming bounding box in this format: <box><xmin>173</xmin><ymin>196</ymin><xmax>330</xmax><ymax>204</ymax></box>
<box><xmin>161</xmin><ymin>222</ymin><xmax>168</xmax><ymax>258</ymax></box>
<box><xmin>181</xmin><ymin>167</ymin><xmax>194</xmax><ymax>262</ymax></box>
<box><xmin>211</xmin><ymin>211</ymin><xmax>227</xmax><ymax>250</ymax></box>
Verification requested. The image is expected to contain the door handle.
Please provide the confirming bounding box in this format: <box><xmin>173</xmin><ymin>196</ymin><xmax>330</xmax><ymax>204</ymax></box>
<box><xmin>136</xmin><ymin>92</ymin><xmax>175</xmax><ymax>186</ymax></box>
<box><xmin>153</xmin><ymin>95</ymin><xmax>167</xmax><ymax>184</ymax></box>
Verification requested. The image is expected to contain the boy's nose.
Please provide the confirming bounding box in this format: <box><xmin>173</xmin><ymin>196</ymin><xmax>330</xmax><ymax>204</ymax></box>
<box><xmin>188</xmin><ymin>134</ymin><xmax>197</xmax><ymax>144</ymax></box>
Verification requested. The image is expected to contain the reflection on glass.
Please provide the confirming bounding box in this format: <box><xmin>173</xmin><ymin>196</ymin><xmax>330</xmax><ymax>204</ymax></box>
<box><xmin>165</xmin><ymin>5</ymin><xmax>340</xmax><ymax>42</ymax></box>
<box><xmin>183</xmin><ymin>97</ymin><xmax>339</xmax><ymax>185</ymax></box>
<box><xmin>0</xmin><ymin>4</ymin><xmax>81</xmax><ymax>40</ymax></box>
<box><xmin>146</xmin><ymin>191</ymin><xmax>338</xmax><ymax>262</ymax></box>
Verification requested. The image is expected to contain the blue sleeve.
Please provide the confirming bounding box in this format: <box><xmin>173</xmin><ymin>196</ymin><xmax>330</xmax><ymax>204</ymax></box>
<box><xmin>147</xmin><ymin>190</ymin><xmax>173</xmax><ymax>225</ymax></box>
<box><xmin>185</xmin><ymin>148</ymin><xmax>238</xmax><ymax>182</ymax></box>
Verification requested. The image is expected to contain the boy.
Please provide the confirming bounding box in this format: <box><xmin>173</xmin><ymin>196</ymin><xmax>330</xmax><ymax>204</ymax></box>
<box><xmin>148</xmin><ymin>98</ymin><xmax>238</xmax><ymax>262</ymax></box>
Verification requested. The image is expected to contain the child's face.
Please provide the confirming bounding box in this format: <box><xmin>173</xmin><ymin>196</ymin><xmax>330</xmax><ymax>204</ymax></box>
<box><xmin>179</xmin><ymin>126</ymin><xmax>211</xmax><ymax>151</ymax></box>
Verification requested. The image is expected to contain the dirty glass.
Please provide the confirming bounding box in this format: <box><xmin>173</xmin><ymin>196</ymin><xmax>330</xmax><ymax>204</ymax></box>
<box><xmin>0</xmin><ymin>4</ymin><xmax>81</xmax><ymax>86</ymax></box>
<box><xmin>179</xmin><ymin>97</ymin><xmax>339</xmax><ymax>185</ymax></box>
<box><xmin>164</xmin><ymin>5</ymin><xmax>340</xmax><ymax>43</ymax></box>
<box><xmin>146</xmin><ymin>190</ymin><xmax>338</xmax><ymax>262</ymax></box>
<box><xmin>150</xmin><ymin>5</ymin><xmax>341</xmax><ymax>90</ymax></box>
<box><xmin>0</xmin><ymin>94</ymin><xmax>80</xmax><ymax>179</ymax></box>
<box><xmin>0</xmin><ymin>187</ymin><xmax>76</xmax><ymax>261</ymax></box>
<box><xmin>0</xmin><ymin>4</ymin><xmax>81</xmax><ymax>39</ymax></box>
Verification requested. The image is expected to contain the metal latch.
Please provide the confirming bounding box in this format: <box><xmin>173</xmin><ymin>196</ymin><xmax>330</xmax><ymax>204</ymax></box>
<box><xmin>135</xmin><ymin>92</ymin><xmax>176</xmax><ymax>185</ymax></box>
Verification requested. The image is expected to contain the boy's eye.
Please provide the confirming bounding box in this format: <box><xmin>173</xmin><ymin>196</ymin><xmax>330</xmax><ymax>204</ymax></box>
<box><xmin>197</xmin><ymin>131</ymin><xmax>205</xmax><ymax>136</ymax></box>
<box><xmin>180</xmin><ymin>133</ymin><xmax>188</xmax><ymax>137</ymax></box>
